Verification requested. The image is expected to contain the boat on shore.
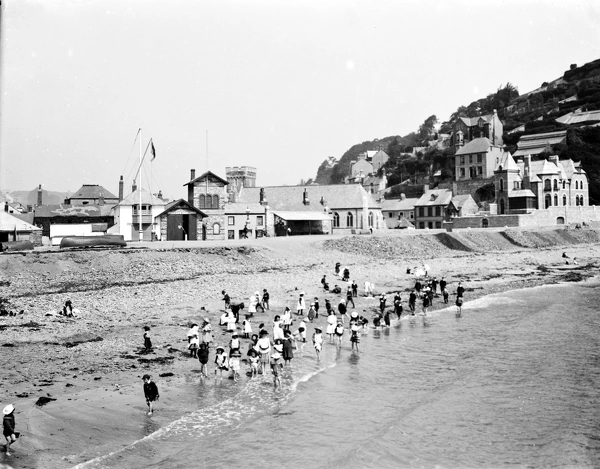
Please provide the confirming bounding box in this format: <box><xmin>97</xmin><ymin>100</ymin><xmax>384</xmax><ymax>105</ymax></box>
<box><xmin>59</xmin><ymin>235</ymin><xmax>127</xmax><ymax>249</ymax></box>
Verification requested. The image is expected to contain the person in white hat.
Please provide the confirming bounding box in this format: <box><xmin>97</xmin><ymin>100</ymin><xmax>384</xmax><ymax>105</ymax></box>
<box><xmin>3</xmin><ymin>404</ymin><xmax>17</xmax><ymax>456</ymax></box>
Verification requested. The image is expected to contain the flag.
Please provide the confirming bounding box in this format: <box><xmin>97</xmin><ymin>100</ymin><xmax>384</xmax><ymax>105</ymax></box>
<box><xmin>151</xmin><ymin>140</ymin><xmax>156</xmax><ymax>161</ymax></box>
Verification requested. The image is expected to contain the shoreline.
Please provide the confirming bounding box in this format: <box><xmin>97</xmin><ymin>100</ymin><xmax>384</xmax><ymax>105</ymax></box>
<box><xmin>1</xmin><ymin>232</ymin><xmax>599</xmax><ymax>468</ymax></box>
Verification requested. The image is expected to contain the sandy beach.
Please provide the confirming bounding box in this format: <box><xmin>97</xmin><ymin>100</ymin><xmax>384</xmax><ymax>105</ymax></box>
<box><xmin>1</xmin><ymin>228</ymin><xmax>599</xmax><ymax>468</ymax></box>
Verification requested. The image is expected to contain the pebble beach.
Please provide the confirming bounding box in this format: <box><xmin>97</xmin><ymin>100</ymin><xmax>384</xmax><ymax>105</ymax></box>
<box><xmin>1</xmin><ymin>228</ymin><xmax>599</xmax><ymax>468</ymax></box>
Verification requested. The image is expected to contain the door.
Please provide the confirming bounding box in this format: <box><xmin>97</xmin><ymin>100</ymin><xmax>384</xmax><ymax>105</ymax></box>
<box><xmin>167</xmin><ymin>214</ymin><xmax>185</xmax><ymax>240</ymax></box>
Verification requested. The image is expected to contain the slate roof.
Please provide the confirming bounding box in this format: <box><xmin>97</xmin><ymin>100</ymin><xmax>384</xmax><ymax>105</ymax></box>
<box><xmin>514</xmin><ymin>130</ymin><xmax>567</xmax><ymax>157</ymax></box>
<box><xmin>69</xmin><ymin>184</ymin><xmax>118</xmax><ymax>200</ymax></box>
<box><xmin>236</xmin><ymin>184</ymin><xmax>380</xmax><ymax>210</ymax></box>
<box><xmin>272</xmin><ymin>211</ymin><xmax>332</xmax><ymax>221</ymax></box>
<box><xmin>556</xmin><ymin>110</ymin><xmax>600</xmax><ymax>125</ymax></box>
<box><xmin>0</xmin><ymin>211</ymin><xmax>42</xmax><ymax>232</ymax></box>
<box><xmin>414</xmin><ymin>189</ymin><xmax>453</xmax><ymax>207</ymax></box>
<box><xmin>380</xmin><ymin>198</ymin><xmax>419</xmax><ymax>211</ymax></box>
<box><xmin>450</xmin><ymin>194</ymin><xmax>473</xmax><ymax>209</ymax></box>
<box><xmin>459</xmin><ymin>114</ymin><xmax>493</xmax><ymax>127</ymax></box>
<box><xmin>495</xmin><ymin>152</ymin><xmax>520</xmax><ymax>172</ymax></box>
<box><xmin>118</xmin><ymin>188</ymin><xmax>166</xmax><ymax>207</ymax></box>
<box><xmin>154</xmin><ymin>199</ymin><xmax>207</xmax><ymax>218</ymax></box>
<box><xmin>34</xmin><ymin>204</ymin><xmax>114</xmax><ymax>218</ymax></box>
<box><xmin>455</xmin><ymin>137</ymin><xmax>493</xmax><ymax>156</ymax></box>
<box><xmin>183</xmin><ymin>171</ymin><xmax>229</xmax><ymax>187</ymax></box>
<box><xmin>509</xmin><ymin>189</ymin><xmax>537</xmax><ymax>198</ymax></box>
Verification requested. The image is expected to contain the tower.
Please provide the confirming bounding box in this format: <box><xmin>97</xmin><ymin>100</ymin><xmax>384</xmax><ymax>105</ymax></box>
<box><xmin>225</xmin><ymin>166</ymin><xmax>257</xmax><ymax>192</ymax></box>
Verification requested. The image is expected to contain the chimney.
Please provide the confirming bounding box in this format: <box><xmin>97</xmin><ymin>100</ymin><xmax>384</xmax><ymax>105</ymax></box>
<box><xmin>119</xmin><ymin>175</ymin><xmax>124</xmax><ymax>201</ymax></box>
<box><xmin>4</xmin><ymin>203</ymin><xmax>7</xmax><ymax>213</ymax></box>
<box><xmin>303</xmin><ymin>188</ymin><xmax>310</xmax><ymax>205</ymax></box>
<box><xmin>400</xmin><ymin>193</ymin><xmax>406</xmax><ymax>200</ymax></box>
<box><xmin>259</xmin><ymin>188</ymin><xmax>267</xmax><ymax>206</ymax></box>
<box><xmin>157</xmin><ymin>190</ymin><xmax>163</xmax><ymax>200</ymax></box>
<box><xmin>37</xmin><ymin>184</ymin><xmax>42</xmax><ymax>207</ymax></box>
<box><xmin>98</xmin><ymin>192</ymin><xmax>105</xmax><ymax>206</ymax></box>
<box><xmin>190</xmin><ymin>169</ymin><xmax>196</xmax><ymax>181</ymax></box>
<box><xmin>132</xmin><ymin>179</ymin><xmax>137</xmax><ymax>193</ymax></box>
<box><xmin>423</xmin><ymin>184</ymin><xmax>430</xmax><ymax>194</ymax></box>
<box><xmin>549</xmin><ymin>155</ymin><xmax>559</xmax><ymax>167</ymax></box>
<box><xmin>452</xmin><ymin>182</ymin><xmax>458</xmax><ymax>197</ymax></box>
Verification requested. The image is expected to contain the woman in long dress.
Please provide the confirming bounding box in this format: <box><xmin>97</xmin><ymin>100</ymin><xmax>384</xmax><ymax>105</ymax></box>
<box><xmin>326</xmin><ymin>310</ymin><xmax>337</xmax><ymax>343</ymax></box>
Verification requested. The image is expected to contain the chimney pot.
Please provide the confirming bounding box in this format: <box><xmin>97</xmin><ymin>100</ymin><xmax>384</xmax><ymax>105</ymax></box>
<box><xmin>119</xmin><ymin>175</ymin><xmax>124</xmax><ymax>201</ymax></box>
<box><xmin>191</xmin><ymin>169</ymin><xmax>196</xmax><ymax>181</ymax></box>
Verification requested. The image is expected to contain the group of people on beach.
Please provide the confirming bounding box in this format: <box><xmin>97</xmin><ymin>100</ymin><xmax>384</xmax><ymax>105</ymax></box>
<box><xmin>137</xmin><ymin>260</ymin><xmax>466</xmax><ymax>416</ymax></box>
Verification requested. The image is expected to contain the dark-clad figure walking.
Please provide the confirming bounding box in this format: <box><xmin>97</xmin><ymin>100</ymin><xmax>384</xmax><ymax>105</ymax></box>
<box><xmin>142</xmin><ymin>374</ymin><xmax>160</xmax><ymax>415</ymax></box>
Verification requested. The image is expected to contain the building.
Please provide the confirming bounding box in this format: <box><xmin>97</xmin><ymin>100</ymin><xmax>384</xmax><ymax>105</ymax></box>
<box><xmin>453</xmin><ymin>110</ymin><xmax>503</xmax><ymax>149</ymax></box>
<box><xmin>109</xmin><ymin>184</ymin><xmax>166</xmax><ymax>241</ymax></box>
<box><xmin>494</xmin><ymin>153</ymin><xmax>588</xmax><ymax>214</ymax></box>
<box><xmin>380</xmin><ymin>195</ymin><xmax>418</xmax><ymax>228</ymax></box>
<box><xmin>154</xmin><ymin>199</ymin><xmax>207</xmax><ymax>241</ymax></box>
<box><xmin>447</xmin><ymin>194</ymin><xmax>479</xmax><ymax>218</ymax></box>
<box><xmin>413</xmin><ymin>189</ymin><xmax>478</xmax><ymax>229</ymax></box>
<box><xmin>454</xmin><ymin>137</ymin><xmax>504</xmax><ymax>180</ymax></box>
<box><xmin>513</xmin><ymin>130</ymin><xmax>567</xmax><ymax>158</ymax></box>
<box><xmin>0</xmin><ymin>211</ymin><xmax>42</xmax><ymax>245</ymax></box>
<box><xmin>184</xmin><ymin>170</ymin><xmax>228</xmax><ymax>241</ymax></box>
<box><xmin>370</xmin><ymin>150</ymin><xmax>390</xmax><ymax>172</ymax></box>
<box><xmin>349</xmin><ymin>155</ymin><xmax>374</xmax><ymax>179</ymax></box>
<box><xmin>32</xmin><ymin>204</ymin><xmax>114</xmax><ymax>244</ymax></box>
<box><xmin>555</xmin><ymin>109</ymin><xmax>600</xmax><ymax>126</ymax></box>
<box><xmin>65</xmin><ymin>184</ymin><xmax>120</xmax><ymax>206</ymax></box>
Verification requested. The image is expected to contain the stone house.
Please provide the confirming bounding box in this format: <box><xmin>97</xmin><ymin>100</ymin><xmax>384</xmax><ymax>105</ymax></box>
<box><xmin>455</xmin><ymin>137</ymin><xmax>504</xmax><ymax>181</ymax></box>
<box><xmin>154</xmin><ymin>199</ymin><xmax>207</xmax><ymax>241</ymax></box>
<box><xmin>184</xmin><ymin>170</ymin><xmax>229</xmax><ymax>241</ymax></box>
<box><xmin>380</xmin><ymin>195</ymin><xmax>418</xmax><ymax>228</ymax></box>
<box><xmin>65</xmin><ymin>184</ymin><xmax>120</xmax><ymax>207</ymax></box>
<box><xmin>452</xmin><ymin>110</ymin><xmax>504</xmax><ymax>148</ymax></box>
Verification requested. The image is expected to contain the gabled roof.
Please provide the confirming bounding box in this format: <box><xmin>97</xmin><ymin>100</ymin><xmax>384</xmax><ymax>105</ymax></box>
<box><xmin>380</xmin><ymin>198</ymin><xmax>419</xmax><ymax>211</ymax></box>
<box><xmin>396</xmin><ymin>217</ymin><xmax>415</xmax><ymax>229</ymax></box>
<box><xmin>0</xmin><ymin>211</ymin><xmax>42</xmax><ymax>232</ymax></box>
<box><xmin>118</xmin><ymin>188</ymin><xmax>166</xmax><ymax>207</ymax></box>
<box><xmin>236</xmin><ymin>184</ymin><xmax>380</xmax><ymax>211</ymax></box>
<box><xmin>183</xmin><ymin>171</ymin><xmax>229</xmax><ymax>187</ymax></box>
<box><xmin>154</xmin><ymin>199</ymin><xmax>207</xmax><ymax>218</ymax></box>
<box><xmin>495</xmin><ymin>152</ymin><xmax>520</xmax><ymax>172</ymax></box>
<box><xmin>455</xmin><ymin>137</ymin><xmax>493</xmax><ymax>156</ymax></box>
<box><xmin>509</xmin><ymin>189</ymin><xmax>537</xmax><ymax>198</ymax></box>
<box><xmin>450</xmin><ymin>194</ymin><xmax>474</xmax><ymax>209</ymax></box>
<box><xmin>459</xmin><ymin>114</ymin><xmax>494</xmax><ymax>127</ymax></box>
<box><xmin>34</xmin><ymin>204</ymin><xmax>114</xmax><ymax>218</ymax></box>
<box><xmin>414</xmin><ymin>189</ymin><xmax>453</xmax><ymax>207</ymax></box>
<box><xmin>514</xmin><ymin>130</ymin><xmax>567</xmax><ymax>157</ymax></box>
<box><xmin>69</xmin><ymin>184</ymin><xmax>118</xmax><ymax>200</ymax></box>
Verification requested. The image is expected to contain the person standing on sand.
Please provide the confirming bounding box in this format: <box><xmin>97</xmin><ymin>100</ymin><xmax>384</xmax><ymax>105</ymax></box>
<box><xmin>313</xmin><ymin>297</ymin><xmax>320</xmax><ymax>318</ymax></box>
<box><xmin>198</xmin><ymin>342</ymin><xmax>209</xmax><ymax>378</ymax></box>
<box><xmin>3</xmin><ymin>404</ymin><xmax>17</xmax><ymax>456</ymax></box>
<box><xmin>326</xmin><ymin>310</ymin><xmax>337</xmax><ymax>343</ymax></box>
<box><xmin>262</xmin><ymin>289</ymin><xmax>270</xmax><ymax>310</ymax></box>
<box><xmin>143</xmin><ymin>326</ymin><xmax>152</xmax><ymax>351</ymax></box>
<box><xmin>313</xmin><ymin>327</ymin><xmax>323</xmax><ymax>361</ymax></box>
<box><xmin>351</xmin><ymin>280</ymin><xmax>358</xmax><ymax>297</ymax></box>
<box><xmin>222</xmin><ymin>290</ymin><xmax>231</xmax><ymax>310</ymax></box>
<box><xmin>338</xmin><ymin>300</ymin><xmax>349</xmax><ymax>324</ymax></box>
<box><xmin>296</xmin><ymin>292</ymin><xmax>306</xmax><ymax>316</ymax></box>
<box><xmin>345</xmin><ymin>286</ymin><xmax>355</xmax><ymax>308</ymax></box>
<box><xmin>142</xmin><ymin>375</ymin><xmax>159</xmax><ymax>415</ymax></box>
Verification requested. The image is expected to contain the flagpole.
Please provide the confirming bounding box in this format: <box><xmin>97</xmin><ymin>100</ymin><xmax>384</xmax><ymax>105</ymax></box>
<box><xmin>139</xmin><ymin>128</ymin><xmax>143</xmax><ymax>242</ymax></box>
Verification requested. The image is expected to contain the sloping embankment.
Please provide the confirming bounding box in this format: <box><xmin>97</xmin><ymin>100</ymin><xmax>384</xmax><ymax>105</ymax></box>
<box><xmin>322</xmin><ymin>228</ymin><xmax>600</xmax><ymax>257</ymax></box>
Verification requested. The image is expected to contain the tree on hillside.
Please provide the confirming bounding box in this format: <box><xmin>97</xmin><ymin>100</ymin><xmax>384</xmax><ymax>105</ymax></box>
<box><xmin>417</xmin><ymin>115</ymin><xmax>438</xmax><ymax>145</ymax></box>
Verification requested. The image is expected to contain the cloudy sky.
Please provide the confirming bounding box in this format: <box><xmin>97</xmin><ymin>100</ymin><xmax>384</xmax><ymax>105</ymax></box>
<box><xmin>1</xmin><ymin>0</ymin><xmax>599</xmax><ymax>199</ymax></box>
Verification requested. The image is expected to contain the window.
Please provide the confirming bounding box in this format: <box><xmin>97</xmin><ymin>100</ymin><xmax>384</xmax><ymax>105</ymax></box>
<box><xmin>409</xmin><ymin>212</ymin><xmax>414</xmax><ymax>219</ymax></box>
<box><xmin>82</xmin><ymin>201</ymin><xmax>89</xmax><ymax>205</ymax></box>
<box><xmin>199</xmin><ymin>194</ymin><xmax>205</xmax><ymax>208</ymax></box>
<box><xmin>460</xmin><ymin>156</ymin><xmax>465</xmax><ymax>165</ymax></box>
<box><xmin>428</xmin><ymin>207</ymin><xmax>433</xmax><ymax>217</ymax></box>
<box><xmin>499</xmin><ymin>178</ymin><xmax>504</xmax><ymax>192</ymax></box>
<box><xmin>435</xmin><ymin>206</ymin><xmax>441</xmax><ymax>217</ymax></box>
<box><xmin>333</xmin><ymin>212</ymin><xmax>340</xmax><ymax>228</ymax></box>
<box><xmin>213</xmin><ymin>223</ymin><xmax>220</xmax><ymax>235</ymax></box>
<box><xmin>228</xmin><ymin>230</ymin><xmax>235</xmax><ymax>240</ymax></box>
<box><xmin>544</xmin><ymin>179</ymin><xmax>551</xmax><ymax>191</ymax></box>
<box><xmin>563</xmin><ymin>195</ymin><xmax>567</xmax><ymax>206</ymax></box>
<box><xmin>514</xmin><ymin>181</ymin><xmax>520</xmax><ymax>189</ymax></box>
<box><xmin>435</xmin><ymin>222</ymin><xmax>442</xmax><ymax>229</ymax></box>
<box><xmin>228</xmin><ymin>216</ymin><xmax>235</xmax><ymax>225</ymax></box>
<box><xmin>554</xmin><ymin>194</ymin><xmax>558</xmax><ymax>206</ymax></box>
<box><xmin>553</xmin><ymin>180</ymin><xmax>558</xmax><ymax>191</ymax></box>
<box><xmin>256</xmin><ymin>216</ymin><xmax>264</xmax><ymax>227</ymax></box>
<box><xmin>213</xmin><ymin>195</ymin><xmax>219</xmax><ymax>208</ymax></box>
<box><xmin>388</xmin><ymin>212</ymin><xmax>393</xmax><ymax>218</ymax></box>
<box><xmin>482</xmin><ymin>219</ymin><xmax>489</xmax><ymax>228</ymax></box>
<box><xmin>428</xmin><ymin>222</ymin><xmax>433</xmax><ymax>229</ymax></box>
<box><xmin>477</xmin><ymin>166</ymin><xmax>483</xmax><ymax>176</ymax></box>
<box><xmin>460</xmin><ymin>168</ymin><xmax>466</xmax><ymax>178</ymax></box>
<box><xmin>545</xmin><ymin>194</ymin><xmax>551</xmax><ymax>209</ymax></box>
<box><xmin>469</xmin><ymin>155</ymin><xmax>473</xmax><ymax>164</ymax></box>
<box><xmin>419</xmin><ymin>222</ymin><xmax>425</xmax><ymax>229</ymax></box>
<box><xmin>477</xmin><ymin>154</ymin><xmax>483</xmax><ymax>163</ymax></box>
<box><xmin>399</xmin><ymin>212</ymin><xmax>404</xmax><ymax>218</ymax></box>
<box><xmin>368</xmin><ymin>212</ymin><xmax>374</xmax><ymax>227</ymax></box>
<box><xmin>563</xmin><ymin>180</ymin><xmax>566</xmax><ymax>189</ymax></box>
<box><xmin>580</xmin><ymin>181</ymin><xmax>584</xmax><ymax>190</ymax></box>
<box><xmin>419</xmin><ymin>207</ymin><xmax>424</xmax><ymax>217</ymax></box>
<box><xmin>575</xmin><ymin>181</ymin><xmax>579</xmax><ymax>190</ymax></box>
<box><xmin>346</xmin><ymin>212</ymin><xmax>353</xmax><ymax>227</ymax></box>
<box><xmin>206</xmin><ymin>195</ymin><xmax>213</xmax><ymax>209</ymax></box>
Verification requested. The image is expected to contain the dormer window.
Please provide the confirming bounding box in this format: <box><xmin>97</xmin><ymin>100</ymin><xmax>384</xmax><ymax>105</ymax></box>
<box><xmin>430</xmin><ymin>194</ymin><xmax>437</xmax><ymax>202</ymax></box>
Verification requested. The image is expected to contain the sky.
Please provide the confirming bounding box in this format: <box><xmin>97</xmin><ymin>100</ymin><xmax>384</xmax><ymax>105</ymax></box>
<box><xmin>1</xmin><ymin>0</ymin><xmax>599</xmax><ymax>200</ymax></box>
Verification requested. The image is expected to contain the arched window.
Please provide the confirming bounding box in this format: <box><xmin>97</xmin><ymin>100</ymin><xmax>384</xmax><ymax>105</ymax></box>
<box><xmin>212</xmin><ymin>223</ymin><xmax>220</xmax><ymax>235</ymax></box>
<box><xmin>213</xmin><ymin>195</ymin><xmax>219</xmax><ymax>209</ymax></box>
<box><xmin>545</xmin><ymin>194</ymin><xmax>551</xmax><ymax>209</ymax></box>
<box><xmin>199</xmin><ymin>194</ymin><xmax>206</xmax><ymax>209</ymax></box>
<box><xmin>563</xmin><ymin>180</ymin><xmax>566</xmax><ymax>189</ymax></box>
<box><xmin>554</xmin><ymin>194</ymin><xmax>558</xmax><ymax>206</ymax></box>
<box><xmin>580</xmin><ymin>181</ymin><xmax>584</xmax><ymax>190</ymax></box>
<box><xmin>333</xmin><ymin>212</ymin><xmax>340</xmax><ymax>228</ymax></box>
<box><xmin>553</xmin><ymin>179</ymin><xmax>558</xmax><ymax>190</ymax></box>
<box><xmin>563</xmin><ymin>195</ymin><xmax>567</xmax><ymax>206</ymax></box>
<box><xmin>544</xmin><ymin>179</ymin><xmax>551</xmax><ymax>191</ymax></box>
<box><xmin>346</xmin><ymin>212</ymin><xmax>354</xmax><ymax>227</ymax></box>
<box><xmin>499</xmin><ymin>178</ymin><xmax>504</xmax><ymax>192</ymax></box>
<box><xmin>205</xmin><ymin>195</ymin><xmax>213</xmax><ymax>209</ymax></box>
<box><xmin>368</xmin><ymin>211</ymin><xmax>374</xmax><ymax>227</ymax></box>
<box><xmin>575</xmin><ymin>180</ymin><xmax>579</xmax><ymax>190</ymax></box>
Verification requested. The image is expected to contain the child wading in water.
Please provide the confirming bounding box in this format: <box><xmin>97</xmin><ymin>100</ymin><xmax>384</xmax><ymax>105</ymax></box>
<box><xmin>335</xmin><ymin>322</ymin><xmax>344</xmax><ymax>347</ymax></box>
<box><xmin>142</xmin><ymin>375</ymin><xmax>160</xmax><ymax>415</ymax></box>
<box><xmin>350</xmin><ymin>324</ymin><xmax>360</xmax><ymax>352</ymax></box>
<box><xmin>270</xmin><ymin>351</ymin><xmax>282</xmax><ymax>388</ymax></box>
<box><xmin>313</xmin><ymin>327</ymin><xmax>323</xmax><ymax>361</ymax></box>
<box><xmin>229</xmin><ymin>350</ymin><xmax>241</xmax><ymax>382</ymax></box>
<box><xmin>214</xmin><ymin>347</ymin><xmax>229</xmax><ymax>381</ymax></box>
<box><xmin>198</xmin><ymin>342</ymin><xmax>209</xmax><ymax>378</ymax></box>
<box><xmin>248</xmin><ymin>349</ymin><xmax>259</xmax><ymax>377</ymax></box>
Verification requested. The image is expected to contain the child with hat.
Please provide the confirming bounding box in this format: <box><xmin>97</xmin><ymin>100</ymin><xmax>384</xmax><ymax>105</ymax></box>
<box><xmin>312</xmin><ymin>327</ymin><xmax>323</xmax><ymax>361</ymax></box>
<box><xmin>214</xmin><ymin>347</ymin><xmax>228</xmax><ymax>381</ymax></box>
<box><xmin>142</xmin><ymin>375</ymin><xmax>159</xmax><ymax>415</ymax></box>
<box><xmin>229</xmin><ymin>349</ymin><xmax>242</xmax><ymax>382</ymax></box>
<box><xmin>3</xmin><ymin>404</ymin><xmax>17</xmax><ymax>456</ymax></box>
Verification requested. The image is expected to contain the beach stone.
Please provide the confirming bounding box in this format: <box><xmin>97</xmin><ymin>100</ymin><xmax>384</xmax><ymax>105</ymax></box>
<box><xmin>35</xmin><ymin>396</ymin><xmax>57</xmax><ymax>407</ymax></box>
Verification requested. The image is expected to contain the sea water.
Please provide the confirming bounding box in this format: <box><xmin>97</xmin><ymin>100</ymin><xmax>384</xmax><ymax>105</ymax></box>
<box><xmin>75</xmin><ymin>280</ymin><xmax>600</xmax><ymax>469</ymax></box>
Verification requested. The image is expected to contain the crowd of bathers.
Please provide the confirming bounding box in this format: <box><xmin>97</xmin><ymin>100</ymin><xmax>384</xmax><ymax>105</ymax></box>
<box><xmin>143</xmin><ymin>262</ymin><xmax>466</xmax><ymax>388</ymax></box>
